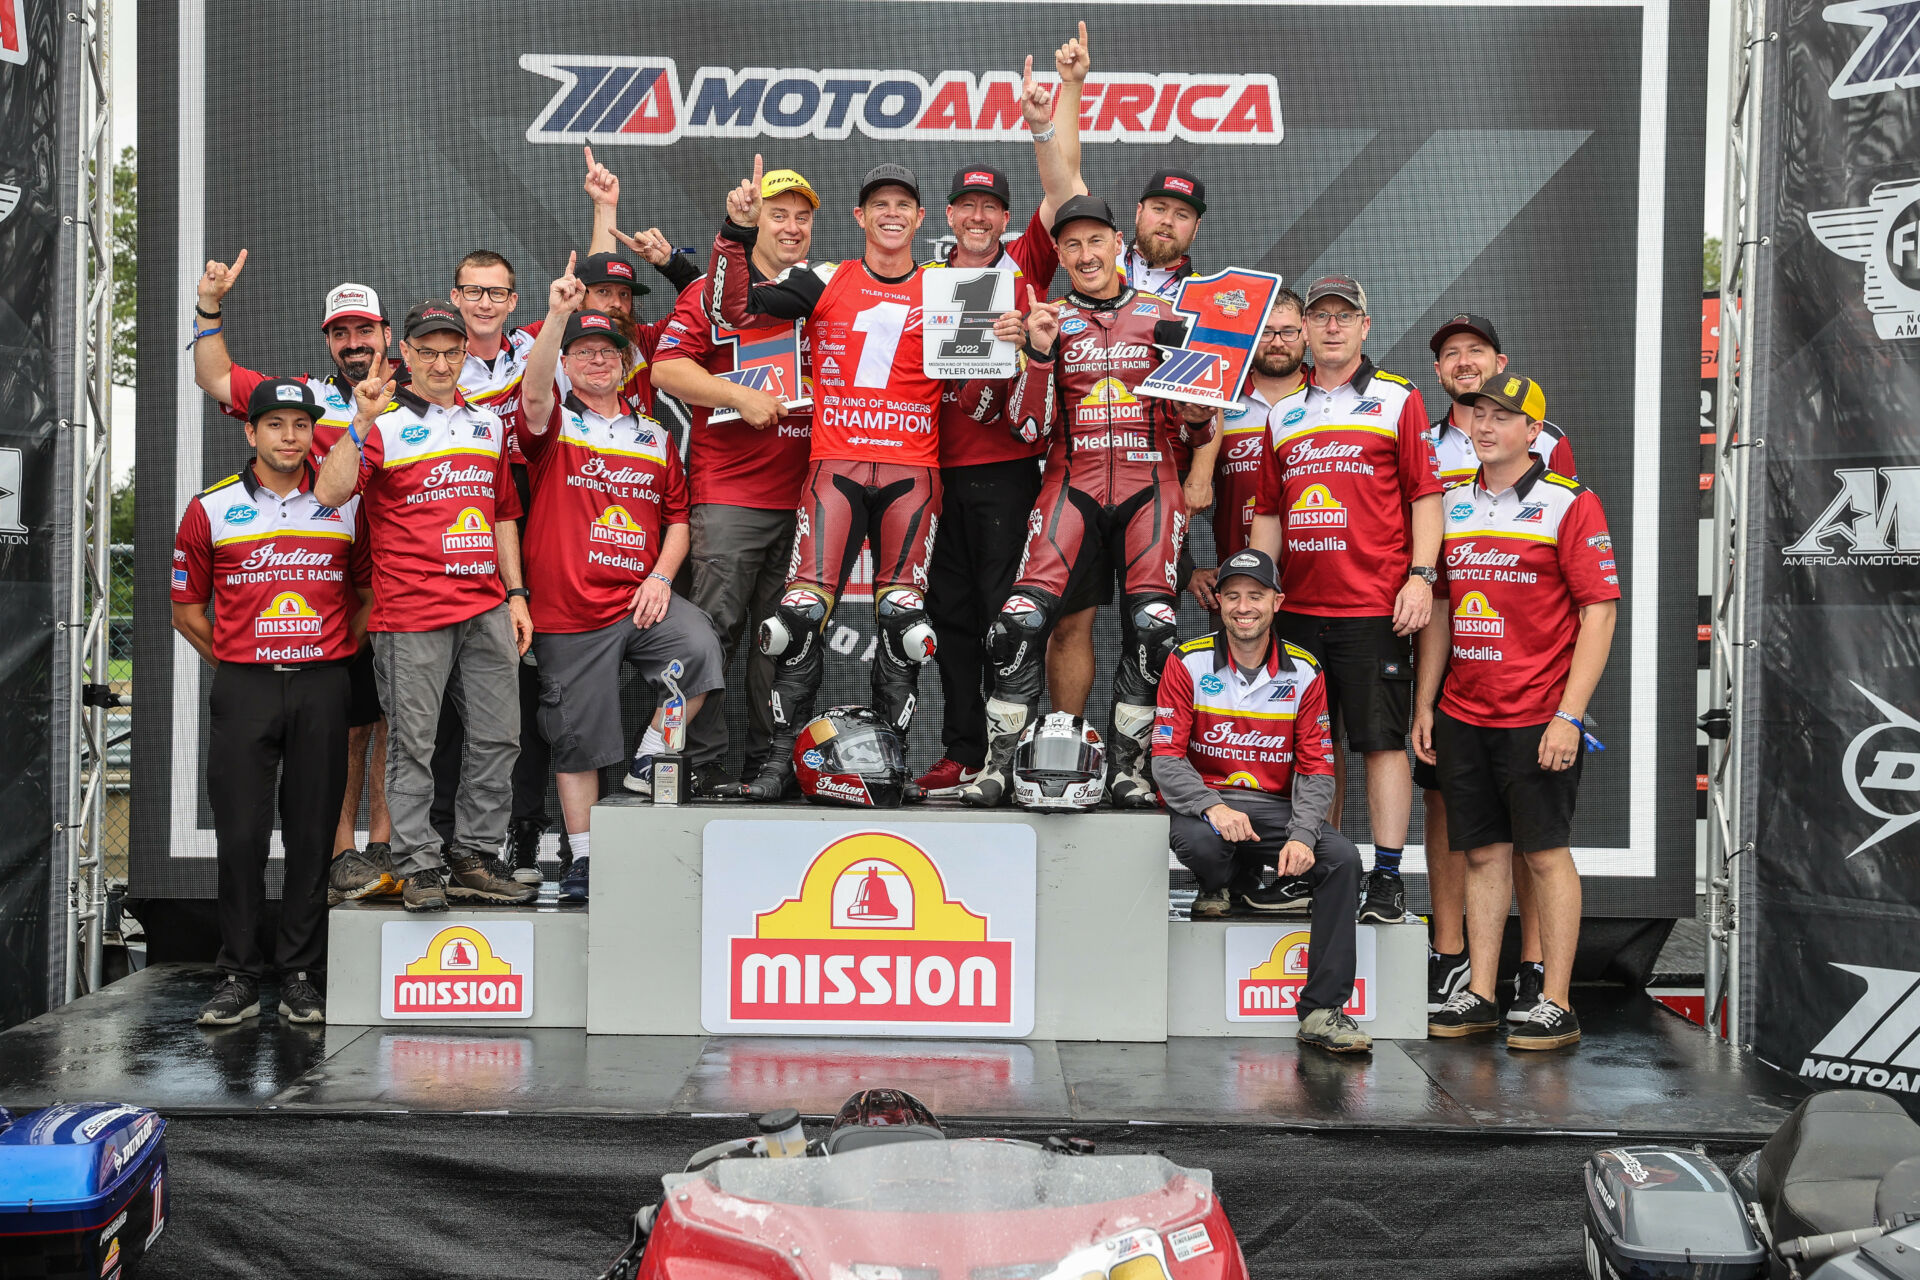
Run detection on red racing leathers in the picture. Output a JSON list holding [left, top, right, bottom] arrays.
[[962, 285, 1212, 806]]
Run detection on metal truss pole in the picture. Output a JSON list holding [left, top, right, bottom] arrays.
[[1703, 0, 1771, 1044], [59, 0, 113, 1002]]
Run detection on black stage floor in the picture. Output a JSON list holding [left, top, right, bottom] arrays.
[[0, 963, 1803, 1138]]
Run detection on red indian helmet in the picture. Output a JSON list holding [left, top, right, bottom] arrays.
[[792, 706, 910, 808]]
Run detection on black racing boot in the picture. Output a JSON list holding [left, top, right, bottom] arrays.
[[960, 698, 1032, 808], [507, 818, 545, 885]]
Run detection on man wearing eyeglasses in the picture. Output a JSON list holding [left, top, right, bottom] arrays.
[[314, 301, 538, 912], [1188, 289, 1308, 615], [1248, 274, 1444, 926]]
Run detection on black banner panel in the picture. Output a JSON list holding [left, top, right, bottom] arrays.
[[0, 0, 61, 1024], [136, 1, 1703, 914], [1745, 0, 1920, 1108]]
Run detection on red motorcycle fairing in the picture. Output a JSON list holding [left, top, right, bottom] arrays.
[[637, 1139, 1248, 1280]]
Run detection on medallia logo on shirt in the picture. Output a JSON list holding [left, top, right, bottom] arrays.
[[227, 505, 257, 525], [1198, 673, 1226, 696], [402, 424, 430, 445], [1281, 407, 1307, 427]]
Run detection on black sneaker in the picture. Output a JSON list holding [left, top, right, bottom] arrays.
[[1357, 868, 1406, 923], [689, 762, 739, 798], [278, 971, 325, 1024], [507, 818, 545, 886], [447, 852, 538, 904], [196, 975, 260, 1026], [1189, 888, 1230, 920], [1427, 989, 1501, 1037], [1507, 997, 1582, 1050], [1428, 949, 1472, 1013], [1238, 877, 1313, 914], [403, 868, 450, 913], [1507, 962, 1547, 1024]]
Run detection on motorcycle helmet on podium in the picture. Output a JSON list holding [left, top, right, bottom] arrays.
[[793, 706, 910, 808], [1012, 712, 1108, 811]]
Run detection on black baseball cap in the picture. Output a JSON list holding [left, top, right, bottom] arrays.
[[561, 309, 631, 351], [246, 377, 322, 424], [579, 252, 651, 297], [858, 163, 921, 205], [404, 301, 468, 341], [1050, 194, 1119, 238], [1303, 274, 1368, 312], [1140, 169, 1206, 215], [1458, 372, 1547, 421], [1429, 312, 1501, 355], [1216, 549, 1281, 593], [949, 165, 1012, 206]]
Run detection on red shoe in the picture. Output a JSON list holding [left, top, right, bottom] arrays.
[[914, 758, 981, 794]]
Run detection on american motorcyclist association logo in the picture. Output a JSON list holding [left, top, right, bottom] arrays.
[[1825, 1, 1920, 98], [1799, 963, 1920, 1094], [1785, 466, 1920, 565], [1843, 681, 1920, 856], [1808, 178, 1920, 340]]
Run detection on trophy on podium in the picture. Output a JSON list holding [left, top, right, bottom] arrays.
[[654, 659, 688, 806]]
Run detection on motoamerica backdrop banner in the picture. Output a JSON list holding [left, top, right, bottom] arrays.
[[136, 0, 1703, 914], [0, 0, 60, 1023], [1743, 0, 1920, 1108]]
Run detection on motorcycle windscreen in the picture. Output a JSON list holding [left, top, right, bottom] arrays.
[[658, 1141, 1222, 1280]]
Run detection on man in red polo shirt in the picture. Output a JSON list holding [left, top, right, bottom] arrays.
[[518, 265, 725, 902], [1415, 374, 1617, 1051], [173, 378, 370, 1027], [314, 302, 537, 912]]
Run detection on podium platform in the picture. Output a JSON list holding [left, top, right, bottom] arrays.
[[323, 799, 1429, 1040]]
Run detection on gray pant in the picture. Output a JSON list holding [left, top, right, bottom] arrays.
[[373, 603, 521, 877], [687, 503, 796, 771]]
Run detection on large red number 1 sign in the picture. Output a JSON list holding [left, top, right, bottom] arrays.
[[1139, 268, 1284, 409], [709, 319, 811, 424]]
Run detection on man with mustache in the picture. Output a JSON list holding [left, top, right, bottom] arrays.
[[190, 256, 397, 906]]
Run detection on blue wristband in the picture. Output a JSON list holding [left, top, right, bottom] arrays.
[[1555, 710, 1605, 752], [649, 572, 671, 583], [346, 419, 363, 447]]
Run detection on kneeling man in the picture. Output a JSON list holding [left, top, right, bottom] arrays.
[[1152, 549, 1370, 1054]]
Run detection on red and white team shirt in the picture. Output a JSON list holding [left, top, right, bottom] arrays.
[[1428, 412, 1577, 486], [355, 387, 523, 632], [927, 209, 1059, 469], [802, 263, 942, 467], [1152, 632, 1336, 796], [459, 328, 538, 465], [519, 390, 689, 634], [221, 365, 357, 464], [1252, 358, 1442, 617], [1436, 459, 1620, 728], [653, 276, 812, 511], [171, 462, 368, 664], [521, 317, 666, 421], [1211, 385, 1280, 562]]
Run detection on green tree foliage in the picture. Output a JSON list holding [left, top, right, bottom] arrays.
[[112, 147, 136, 387]]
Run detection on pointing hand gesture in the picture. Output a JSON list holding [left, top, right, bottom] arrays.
[[197, 249, 248, 309], [727, 154, 764, 228], [1055, 21, 1091, 85], [549, 251, 585, 316], [1019, 55, 1054, 130], [612, 226, 673, 266], [583, 146, 620, 210], [1024, 285, 1062, 353]]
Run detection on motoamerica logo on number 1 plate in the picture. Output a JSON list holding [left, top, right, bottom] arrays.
[[701, 821, 1036, 1037]]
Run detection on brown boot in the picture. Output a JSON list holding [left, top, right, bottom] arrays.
[[445, 851, 538, 904]]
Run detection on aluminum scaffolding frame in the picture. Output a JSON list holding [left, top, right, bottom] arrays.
[[1703, 0, 1770, 1044], [58, 0, 114, 1003]]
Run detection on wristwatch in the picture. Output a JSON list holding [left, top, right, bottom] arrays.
[[506, 587, 532, 601], [1407, 566, 1438, 585]]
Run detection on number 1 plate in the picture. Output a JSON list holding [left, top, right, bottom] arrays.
[[923, 268, 1018, 380]]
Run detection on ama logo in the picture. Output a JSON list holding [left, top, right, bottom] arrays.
[[1453, 591, 1506, 637], [1237, 930, 1368, 1019], [589, 503, 648, 551], [729, 832, 1014, 1026], [392, 926, 527, 1016], [254, 591, 323, 639], [1288, 484, 1347, 528], [442, 507, 495, 555], [523, 56, 1281, 146]]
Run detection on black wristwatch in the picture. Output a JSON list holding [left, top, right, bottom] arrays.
[[1408, 566, 1438, 585], [506, 587, 532, 601]]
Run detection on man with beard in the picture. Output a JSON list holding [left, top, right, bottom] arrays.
[[651, 166, 819, 794], [916, 40, 1089, 794], [703, 158, 947, 799], [1189, 290, 1308, 614], [190, 256, 397, 905], [959, 196, 1214, 809], [1419, 313, 1578, 1019], [173, 378, 370, 1026]]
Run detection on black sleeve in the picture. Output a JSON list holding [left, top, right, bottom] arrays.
[[655, 252, 701, 294], [711, 221, 826, 322]]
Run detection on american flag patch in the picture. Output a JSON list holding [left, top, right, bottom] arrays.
[[171, 569, 188, 589], [1154, 724, 1175, 743]]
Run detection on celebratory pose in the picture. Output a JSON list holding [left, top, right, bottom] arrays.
[[961, 196, 1214, 808], [704, 157, 945, 799]]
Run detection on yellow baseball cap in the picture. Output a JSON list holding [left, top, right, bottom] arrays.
[[761, 168, 820, 209], [1460, 372, 1547, 422]]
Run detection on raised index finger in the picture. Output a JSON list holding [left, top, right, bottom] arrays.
[[752, 153, 764, 187], [228, 247, 249, 278], [1078, 20, 1089, 48], [584, 144, 597, 172], [567, 249, 578, 277]]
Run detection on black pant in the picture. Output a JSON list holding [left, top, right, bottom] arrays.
[[1168, 789, 1362, 1018], [207, 661, 350, 979], [927, 456, 1043, 767]]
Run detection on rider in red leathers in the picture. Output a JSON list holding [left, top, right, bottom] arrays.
[[959, 195, 1212, 808]]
